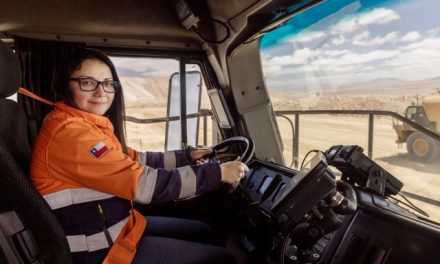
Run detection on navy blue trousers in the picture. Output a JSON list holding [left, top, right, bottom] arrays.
[[132, 216, 236, 264]]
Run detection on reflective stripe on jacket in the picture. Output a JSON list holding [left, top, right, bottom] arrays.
[[30, 102, 222, 263]]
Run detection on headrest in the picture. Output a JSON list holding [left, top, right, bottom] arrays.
[[0, 40, 22, 98]]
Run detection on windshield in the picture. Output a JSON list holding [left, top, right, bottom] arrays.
[[261, 0, 440, 222]]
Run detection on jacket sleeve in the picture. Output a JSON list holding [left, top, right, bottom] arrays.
[[47, 121, 221, 203], [134, 149, 194, 169]]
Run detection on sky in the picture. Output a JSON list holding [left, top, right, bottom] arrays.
[[110, 0, 440, 94], [260, 0, 440, 91]]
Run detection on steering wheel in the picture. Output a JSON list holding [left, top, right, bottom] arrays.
[[208, 136, 255, 194], [175, 136, 254, 202], [208, 136, 255, 164]]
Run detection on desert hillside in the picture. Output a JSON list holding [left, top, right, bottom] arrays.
[[270, 77, 440, 113], [121, 75, 440, 114], [120, 76, 169, 107], [121, 75, 211, 113]]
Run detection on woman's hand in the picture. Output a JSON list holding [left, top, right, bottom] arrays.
[[190, 148, 213, 164], [220, 158, 249, 184]]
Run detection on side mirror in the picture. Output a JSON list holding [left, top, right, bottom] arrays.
[[165, 71, 202, 150]]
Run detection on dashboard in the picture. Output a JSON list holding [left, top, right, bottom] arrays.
[[236, 154, 342, 263], [233, 146, 439, 263]]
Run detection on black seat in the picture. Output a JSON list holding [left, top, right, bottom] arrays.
[[0, 39, 72, 263]]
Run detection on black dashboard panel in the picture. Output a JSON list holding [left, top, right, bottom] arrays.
[[242, 156, 336, 223], [238, 157, 440, 264], [320, 190, 440, 264], [242, 159, 297, 213]]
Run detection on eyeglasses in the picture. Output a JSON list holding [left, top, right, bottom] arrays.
[[69, 77, 120, 93]]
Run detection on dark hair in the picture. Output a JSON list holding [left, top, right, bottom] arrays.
[[52, 48, 128, 153]]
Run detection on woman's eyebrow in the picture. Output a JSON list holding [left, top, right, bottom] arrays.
[[74, 76, 114, 81], [74, 75, 94, 79]]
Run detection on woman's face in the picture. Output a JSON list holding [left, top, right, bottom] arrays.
[[69, 59, 115, 116]]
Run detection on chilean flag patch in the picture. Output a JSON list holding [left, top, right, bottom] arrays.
[[90, 141, 109, 159]]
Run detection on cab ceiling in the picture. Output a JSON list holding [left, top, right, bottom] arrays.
[[0, 0, 259, 49]]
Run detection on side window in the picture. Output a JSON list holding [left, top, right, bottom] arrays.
[[111, 57, 213, 152], [405, 107, 417, 120]]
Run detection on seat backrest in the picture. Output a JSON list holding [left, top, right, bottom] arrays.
[[0, 39, 72, 264], [0, 40, 31, 173]]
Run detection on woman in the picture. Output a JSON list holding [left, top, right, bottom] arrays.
[[30, 48, 248, 263]]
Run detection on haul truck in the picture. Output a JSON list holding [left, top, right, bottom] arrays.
[[394, 95, 440, 163]]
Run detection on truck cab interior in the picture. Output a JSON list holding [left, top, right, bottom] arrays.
[[1, 0, 439, 263]]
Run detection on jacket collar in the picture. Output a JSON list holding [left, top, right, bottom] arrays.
[[55, 101, 113, 129]]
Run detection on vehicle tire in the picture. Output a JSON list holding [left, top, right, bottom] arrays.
[[407, 132, 439, 163]]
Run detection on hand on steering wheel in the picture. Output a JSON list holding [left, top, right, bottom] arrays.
[[190, 148, 214, 164], [190, 136, 254, 184], [220, 157, 249, 184], [179, 136, 255, 201], [210, 136, 254, 186], [189, 136, 255, 163]]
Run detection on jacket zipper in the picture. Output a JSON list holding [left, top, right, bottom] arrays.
[[97, 203, 114, 247]]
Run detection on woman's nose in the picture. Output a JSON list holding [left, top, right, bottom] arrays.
[[94, 83, 106, 95]]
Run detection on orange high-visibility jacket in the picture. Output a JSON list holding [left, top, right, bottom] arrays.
[[30, 102, 222, 263]]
